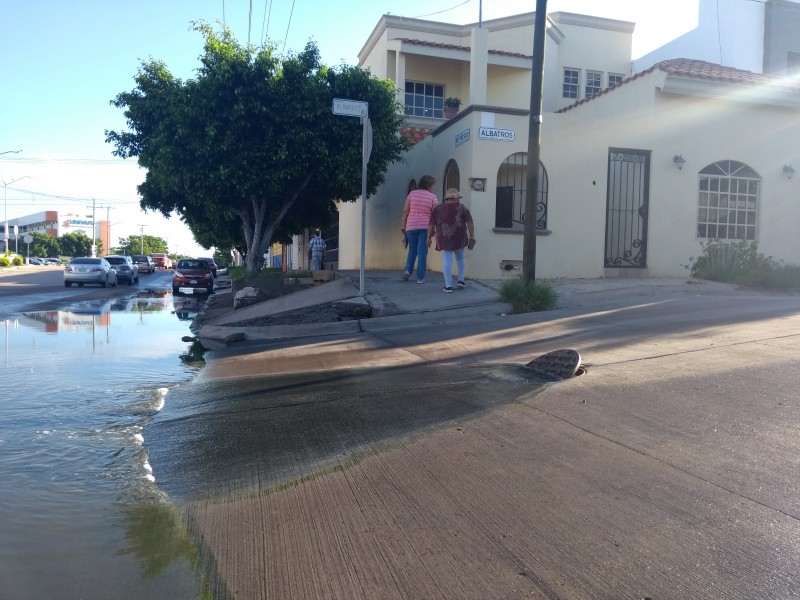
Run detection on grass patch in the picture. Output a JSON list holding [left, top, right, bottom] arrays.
[[228, 266, 311, 280], [685, 240, 800, 291], [499, 278, 557, 313]]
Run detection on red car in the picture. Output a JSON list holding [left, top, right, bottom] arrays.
[[172, 258, 214, 295], [150, 253, 172, 269]]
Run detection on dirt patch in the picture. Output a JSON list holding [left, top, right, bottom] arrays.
[[194, 276, 371, 328]]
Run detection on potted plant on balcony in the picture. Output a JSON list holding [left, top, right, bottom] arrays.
[[443, 96, 461, 119]]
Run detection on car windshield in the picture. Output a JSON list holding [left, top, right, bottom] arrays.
[[178, 260, 208, 269], [133, 255, 147, 261], [70, 258, 102, 265], [105, 257, 126, 265]]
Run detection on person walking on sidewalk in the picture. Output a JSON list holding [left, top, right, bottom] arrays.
[[307, 229, 326, 270], [428, 188, 475, 293], [401, 175, 438, 284]]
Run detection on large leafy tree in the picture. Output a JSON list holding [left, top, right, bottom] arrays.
[[117, 234, 169, 256], [27, 232, 60, 258], [106, 24, 409, 272], [59, 232, 97, 257]]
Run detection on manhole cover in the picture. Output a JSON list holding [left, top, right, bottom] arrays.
[[524, 349, 582, 380]]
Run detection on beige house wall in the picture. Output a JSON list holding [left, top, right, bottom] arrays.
[[340, 12, 800, 281]]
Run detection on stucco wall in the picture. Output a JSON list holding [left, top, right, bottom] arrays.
[[341, 71, 800, 280], [634, 0, 764, 73], [764, 0, 800, 75]]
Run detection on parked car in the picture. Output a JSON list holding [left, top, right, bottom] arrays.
[[64, 257, 118, 288], [150, 253, 172, 269], [172, 258, 214, 295], [132, 254, 155, 274], [198, 257, 218, 277], [104, 255, 139, 285], [28, 257, 44, 266]]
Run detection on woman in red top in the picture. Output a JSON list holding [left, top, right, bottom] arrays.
[[401, 175, 438, 283], [428, 188, 475, 293]]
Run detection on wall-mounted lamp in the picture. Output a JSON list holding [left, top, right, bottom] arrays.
[[673, 155, 686, 170], [783, 164, 795, 179]]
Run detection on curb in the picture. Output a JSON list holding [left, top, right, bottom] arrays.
[[197, 301, 513, 345]]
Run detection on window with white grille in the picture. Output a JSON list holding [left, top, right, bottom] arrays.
[[586, 71, 602, 96], [404, 81, 445, 119], [562, 68, 579, 99], [697, 160, 759, 240]]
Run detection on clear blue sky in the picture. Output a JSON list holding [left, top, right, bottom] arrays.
[[0, 0, 697, 255]]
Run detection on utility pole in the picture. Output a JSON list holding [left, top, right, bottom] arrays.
[[522, 0, 548, 282], [87, 202, 116, 256], [137, 224, 146, 254]]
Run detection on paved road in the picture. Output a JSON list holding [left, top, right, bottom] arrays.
[[0, 266, 171, 319], [151, 280, 800, 599]]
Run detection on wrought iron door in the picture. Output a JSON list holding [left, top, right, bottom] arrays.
[[604, 148, 650, 268]]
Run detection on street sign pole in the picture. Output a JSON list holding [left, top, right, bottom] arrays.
[[332, 98, 371, 296]]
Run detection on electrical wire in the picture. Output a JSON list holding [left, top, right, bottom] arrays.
[[261, 0, 272, 46], [282, 0, 297, 54], [411, 0, 472, 20], [716, 0, 723, 64], [248, 0, 253, 45]]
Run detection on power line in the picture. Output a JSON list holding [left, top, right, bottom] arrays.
[[411, 0, 472, 20], [261, 0, 272, 46], [282, 0, 297, 54], [248, 0, 253, 45]]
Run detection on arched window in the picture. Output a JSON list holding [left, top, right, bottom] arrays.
[[697, 160, 759, 240], [495, 152, 548, 230], [443, 159, 460, 197]]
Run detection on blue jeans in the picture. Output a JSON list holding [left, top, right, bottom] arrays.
[[311, 251, 323, 270], [403, 229, 429, 280], [441, 247, 465, 288]]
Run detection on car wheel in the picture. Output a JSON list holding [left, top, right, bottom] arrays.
[[172, 286, 180, 295], [112, 277, 118, 287], [101, 278, 108, 288], [207, 285, 214, 294], [65, 281, 72, 288], [78, 283, 84, 287]]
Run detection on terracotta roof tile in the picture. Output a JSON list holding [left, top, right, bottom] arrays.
[[657, 58, 800, 90], [557, 58, 800, 113], [394, 38, 531, 60], [400, 126, 432, 144]]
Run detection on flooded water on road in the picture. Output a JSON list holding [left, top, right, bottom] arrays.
[[0, 291, 211, 600]]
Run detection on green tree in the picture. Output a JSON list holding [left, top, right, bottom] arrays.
[[118, 234, 168, 255], [28, 232, 60, 258], [59, 232, 97, 257], [106, 24, 408, 272]]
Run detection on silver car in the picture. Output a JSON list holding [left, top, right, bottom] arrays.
[[132, 254, 155, 274], [103, 255, 139, 285], [64, 257, 118, 288]]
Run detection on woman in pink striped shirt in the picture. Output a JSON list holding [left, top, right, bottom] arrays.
[[401, 175, 438, 283]]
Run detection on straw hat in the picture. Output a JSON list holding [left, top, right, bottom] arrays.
[[444, 188, 463, 200]]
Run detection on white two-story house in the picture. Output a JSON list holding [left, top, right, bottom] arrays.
[[336, 2, 800, 280]]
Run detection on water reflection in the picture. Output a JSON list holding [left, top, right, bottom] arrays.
[[172, 295, 204, 322], [1, 290, 208, 599]]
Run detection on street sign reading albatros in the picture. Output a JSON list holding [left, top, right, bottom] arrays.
[[332, 98, 368, 117], [478, 127, 515, 141]]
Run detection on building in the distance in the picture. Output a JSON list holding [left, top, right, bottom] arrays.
[[3, 211, 109, 254]]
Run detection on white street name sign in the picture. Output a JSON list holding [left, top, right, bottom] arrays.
[[478, 127, 515, 141], [332, 98, 368, 117]]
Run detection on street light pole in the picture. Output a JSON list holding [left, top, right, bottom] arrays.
[[1, 174, 31, 254], [0, 150, 23, 255]]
